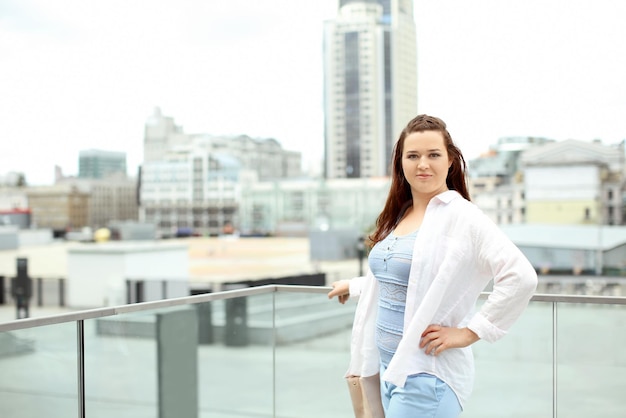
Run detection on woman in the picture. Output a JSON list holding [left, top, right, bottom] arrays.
[[328, 114, 537, 417]]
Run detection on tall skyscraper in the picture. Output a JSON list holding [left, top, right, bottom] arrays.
[[324, 0, 417, 178]]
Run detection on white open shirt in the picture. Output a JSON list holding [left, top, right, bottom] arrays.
[[344, 190, 538, 408]]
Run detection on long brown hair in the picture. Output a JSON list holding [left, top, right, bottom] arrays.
[[368, 114, 470, 246]]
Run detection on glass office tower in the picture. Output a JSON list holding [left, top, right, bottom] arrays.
[[324, 0, 417, 178]]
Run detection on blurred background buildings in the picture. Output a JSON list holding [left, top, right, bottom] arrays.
[[0, 0, 625, 274]]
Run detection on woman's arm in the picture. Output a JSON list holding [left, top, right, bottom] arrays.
[[419, 325, 480, 356], [468, 213, 538, 342], [328, 275, 368, 304]]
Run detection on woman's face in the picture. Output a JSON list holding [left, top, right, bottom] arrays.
[[401, 130, 451, 199]]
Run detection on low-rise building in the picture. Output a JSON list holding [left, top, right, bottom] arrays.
[[140, 151, 241, 237], [469, 137, 626, 226], [140, 108, 304, 236], [0, 186, 29, 213], [521, 139, 625, 225], [82, 175, 139, 229], [0, 209, 31, 229], [26, 184, 90, 233], [238, 177, 390, 236], [501, 224, 626, 275], [469, 136, 552, 224]]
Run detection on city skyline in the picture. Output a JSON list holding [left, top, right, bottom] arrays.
[[2, 0, 625, 185]]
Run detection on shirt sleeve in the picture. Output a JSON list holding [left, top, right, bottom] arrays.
[[467, 212, 538, 343], [348, 275, 368, 300]]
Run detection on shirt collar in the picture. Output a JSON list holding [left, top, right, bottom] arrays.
[[431, 190, 462, 205]]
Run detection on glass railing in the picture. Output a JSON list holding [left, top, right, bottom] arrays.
[[0, 287, 625, 418], [468, 295, 626, 418], [0, 321, 78, 417]]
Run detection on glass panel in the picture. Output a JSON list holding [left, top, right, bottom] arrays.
[[557, 302, 626, 418], [466, 300, 553, 417], [198, 294, 274, 417], [0, 322, 78, 418], [274, 291, 354, 417], [84, 309, 160, 418]]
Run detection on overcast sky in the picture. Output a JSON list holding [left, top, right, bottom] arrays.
[[1, 0, 625, 185]]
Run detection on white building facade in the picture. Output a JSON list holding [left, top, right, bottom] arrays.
[[139, 150, 243, 237], [143, 107, 190, 163], [143, 108, 301, 180], [140, 109, 303, 236], [0, 186, 28, 212]]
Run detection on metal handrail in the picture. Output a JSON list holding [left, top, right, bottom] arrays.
[[1, 286, 625, 332]]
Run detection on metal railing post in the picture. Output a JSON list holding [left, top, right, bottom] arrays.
[[37, 278, 43, 307], [126, 279, 132, 304], [135, 281, 144, 303], [0, 275, 5, 305], [553, 301, 558, 418], [77, 320, 86, 418], [59, 278, 65, 307]]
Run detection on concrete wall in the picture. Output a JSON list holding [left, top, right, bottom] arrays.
[[519, 245, 596, 273], [518, 244, 626, 275], [18, 229, 53, 247], [0, 212, 30, 229], [0, 227, 18, 250], [309, 228, 361, 261], [67, 242, 189, 308]]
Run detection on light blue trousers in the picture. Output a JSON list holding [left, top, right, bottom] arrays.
[[380, 366, 462, 418]]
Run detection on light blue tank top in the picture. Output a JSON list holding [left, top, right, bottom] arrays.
[[368, 229, 417, 366]]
